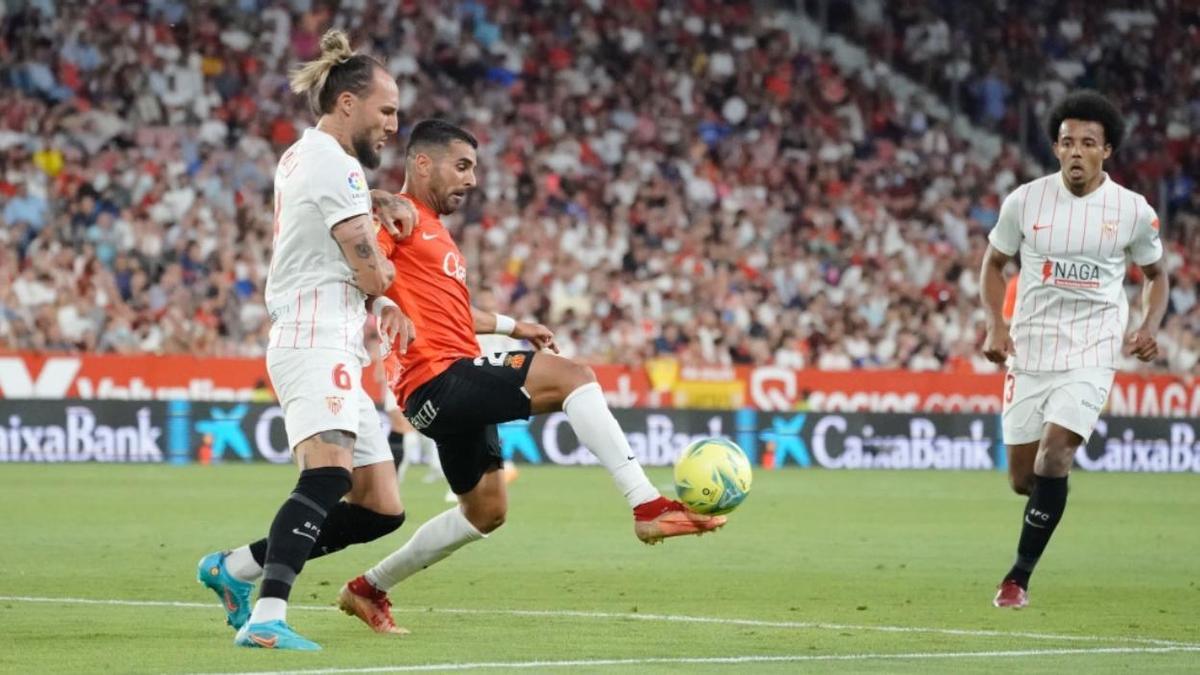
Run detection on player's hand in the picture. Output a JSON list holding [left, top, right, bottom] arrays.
[[513, 321, 559, 353], [1123, 330, 1158, 362], [379, 305, 416, 355], [371, 190, 418, 241], [982, 324, 1016, 364]]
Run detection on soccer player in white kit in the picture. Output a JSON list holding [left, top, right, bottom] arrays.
[[980, 91, 1169, 609], [196, 30, 418, 650]]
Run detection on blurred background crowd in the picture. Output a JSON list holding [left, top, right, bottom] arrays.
[[1, 0, 1196, 374]]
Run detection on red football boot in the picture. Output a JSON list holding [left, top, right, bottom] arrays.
[[633, 497, 726, 545], [993, 579, 1029, 609]]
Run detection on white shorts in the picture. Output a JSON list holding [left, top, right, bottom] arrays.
[[266, 348, 391, 467], [1001, 367, 1114, 446]]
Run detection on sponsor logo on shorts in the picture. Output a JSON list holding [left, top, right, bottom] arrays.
[[408, 400, 438, 430], [505, 353, 526, 370], [326, 396, 344, 415]]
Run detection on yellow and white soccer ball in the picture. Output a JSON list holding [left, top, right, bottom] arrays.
[[673, 438, 753, 515]]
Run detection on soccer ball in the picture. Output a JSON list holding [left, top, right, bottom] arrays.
[[673, 438, 753, 515]]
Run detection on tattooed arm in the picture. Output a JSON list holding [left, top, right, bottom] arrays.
[[331, 214, 395, 296]]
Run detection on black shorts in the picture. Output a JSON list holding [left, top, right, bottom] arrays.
[[404, 351, 535, 494]]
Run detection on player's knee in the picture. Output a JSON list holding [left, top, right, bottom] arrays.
[[464, 499, 507, 534], [563, 360, 596, 391], [353, 507, 406, 543], [1008, 471, 1033, 496]]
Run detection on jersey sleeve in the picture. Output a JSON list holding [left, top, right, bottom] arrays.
[[987, 187, 1024, 256], [1127, 197, 1163, 266], [309, 152, 372, 230]]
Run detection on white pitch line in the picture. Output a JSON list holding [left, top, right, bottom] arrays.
[[193, 646, 1200, 675], [2, 594, 1197, 649]]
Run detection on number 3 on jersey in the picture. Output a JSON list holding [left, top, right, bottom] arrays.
[[332, 363, 352, 390]]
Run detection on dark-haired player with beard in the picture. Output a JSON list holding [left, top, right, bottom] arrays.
[[980, 90, 1168, 608], [196, 30, 419, 650], [334, 119, 727, 632]]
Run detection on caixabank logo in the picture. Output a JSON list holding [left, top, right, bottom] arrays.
[[731, 411, 998, 470], [0, 402, 165, 462], [1076, 419, 1200, 472]]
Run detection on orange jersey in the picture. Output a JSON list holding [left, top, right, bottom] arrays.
[[377, 194, 479, 405]]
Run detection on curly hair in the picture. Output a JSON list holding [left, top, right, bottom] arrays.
[[1045, 90, 1126, 151]]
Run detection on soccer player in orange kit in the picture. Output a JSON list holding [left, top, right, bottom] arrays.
[[335, 119, 726, 631]]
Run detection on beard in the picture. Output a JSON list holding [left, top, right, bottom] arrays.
[[352, 131, 381, 170]]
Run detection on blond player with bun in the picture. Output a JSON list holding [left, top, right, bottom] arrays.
[[196, 29, 419, 651]]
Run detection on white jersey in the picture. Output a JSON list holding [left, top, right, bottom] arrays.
[[989, 171, 1163, 373], [265, 128, 373, 363]]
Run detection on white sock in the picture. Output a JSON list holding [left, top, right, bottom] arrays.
[[364, 506, 484, 591], [225, 545, 263, 582], [563, 382, 660, 508], [247, 597, 287, 625]]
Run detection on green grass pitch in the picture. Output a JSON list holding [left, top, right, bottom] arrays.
[[1, 464, 1197, 673]]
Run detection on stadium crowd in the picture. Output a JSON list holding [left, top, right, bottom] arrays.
[[0, 0, 1196, 375]]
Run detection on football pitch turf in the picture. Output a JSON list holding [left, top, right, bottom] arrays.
[[1, 464, 1197, 673]]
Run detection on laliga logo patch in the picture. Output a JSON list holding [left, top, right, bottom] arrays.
[[347, 170, 366, 192]]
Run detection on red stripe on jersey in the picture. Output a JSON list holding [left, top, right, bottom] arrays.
[[1020, 183, 1034, 229], [1049, 292, 1066, 369], [1031, 180, 1049, 238], [1023, 293, 1039, 371], [1042, 186, 1060, 249], [1110, 189, 1123, 256], [292, 290, 302, 348], [1097, 185, 1108, 255], [1035, 293, 1050, 371], [1063, 198, 1074, 255], [343, 283, 349, 350], [309, 288, 319, 348], [1066, 298, 1080, 369]]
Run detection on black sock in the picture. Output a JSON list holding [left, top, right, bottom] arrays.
[[1005, 474, 1069, 589], [388, 432, 405, 469], [259, 467, 352, 601], [249, 503, 406, 565]]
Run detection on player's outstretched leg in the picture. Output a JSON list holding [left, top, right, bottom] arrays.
[[994, 427, 1077, 609], [526, 353, 726, 543], [341, 463, 498, 633], [197, 551, 255, 629]]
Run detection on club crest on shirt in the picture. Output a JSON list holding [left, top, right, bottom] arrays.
[[326, 396, 344, 415], [1101, 220, 1118, 238]]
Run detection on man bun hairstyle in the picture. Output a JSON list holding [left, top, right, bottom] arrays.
[[1045, 90, 1126, 152], [405, 119, 478, 158], [289, 29, 384, 117]]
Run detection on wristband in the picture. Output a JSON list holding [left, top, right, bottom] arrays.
[[371, 296, 398, 317], [494, 314, 516, 336]]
